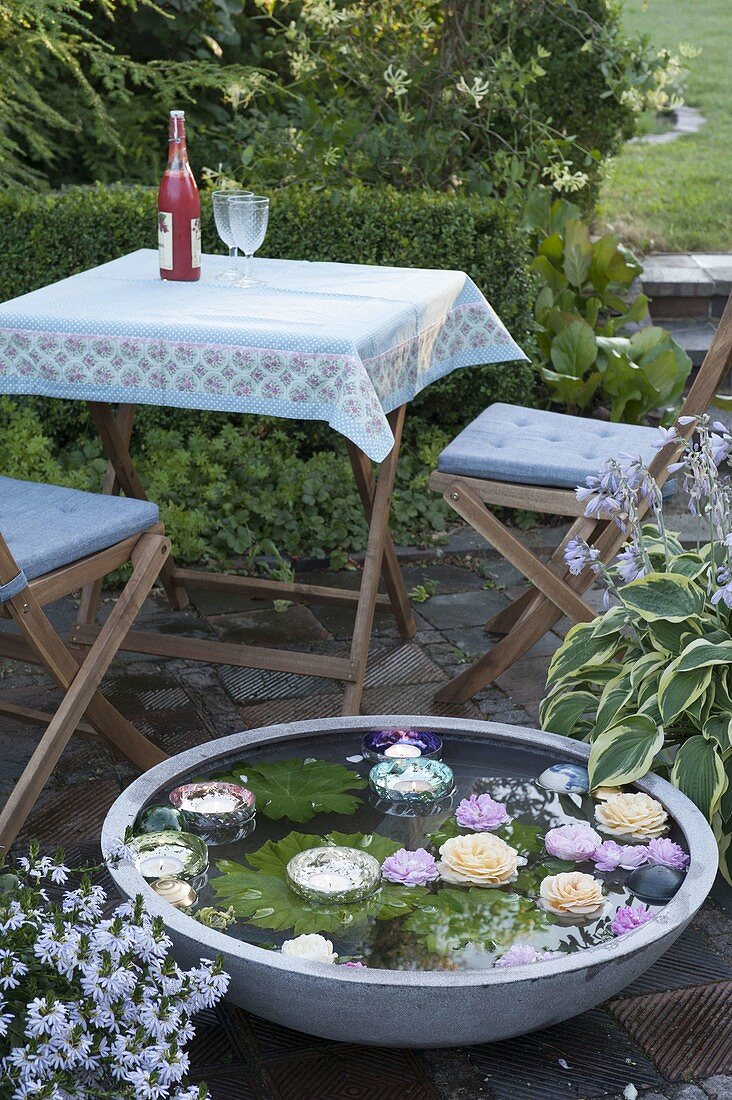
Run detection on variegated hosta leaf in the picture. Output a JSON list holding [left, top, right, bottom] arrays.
[[665, 552, 708, 580], [657, 659, 713, 726], [645, 615, 698, 655], [588, 714, 664, 789], [671, 736, 726, 821], [676, 637, 732, 672], [546, 622, 621, 689], [591, 605, 628, 638], [540, 690, 597, 737], [594, 670, 633, 737], [703, 715, 732, 754], [619, 572, 705, 624], [629, 651, 666, 690]]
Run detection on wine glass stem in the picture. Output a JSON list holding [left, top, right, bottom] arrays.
[[229, 246, 238, 259], [244, 253, 252, 282]]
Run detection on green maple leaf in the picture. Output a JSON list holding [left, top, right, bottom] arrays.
[[212, 758, 367, 822]]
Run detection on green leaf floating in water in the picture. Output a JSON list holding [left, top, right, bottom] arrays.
[[405, 887, 551, 954], [214, 830, 427, 936], [211, 758, 367, 822], [426, 816, 543, 858]]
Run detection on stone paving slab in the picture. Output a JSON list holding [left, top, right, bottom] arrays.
[[3, 556, 732, 1100]]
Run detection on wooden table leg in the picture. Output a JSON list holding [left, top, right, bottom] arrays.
[[346, 418, 416, 641], [77, 404, 136, 629], [87, 402, 190, 610], [342, 406, 408, 715]]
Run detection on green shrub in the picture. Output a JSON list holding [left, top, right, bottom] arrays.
[[0, 184, 535, 562]]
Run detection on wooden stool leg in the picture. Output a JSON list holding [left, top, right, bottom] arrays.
[[485, 588, 537, 635], [342, 407, 407, 714], [0, 533, 170, 850], [77, 404, 136, 629]]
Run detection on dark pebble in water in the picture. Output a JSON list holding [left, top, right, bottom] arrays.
[[627, 864, 685, 902]]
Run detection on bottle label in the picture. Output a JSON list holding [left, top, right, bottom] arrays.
[[191, 217, 201, 269], [158, 211, 173, 270]]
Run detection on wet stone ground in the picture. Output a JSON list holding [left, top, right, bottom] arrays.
[[2, 530, 732, 1100]]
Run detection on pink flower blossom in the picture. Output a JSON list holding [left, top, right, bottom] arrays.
[[592, 841, 648, 872], [611, 905, 654, 936], [646, 838, 690, 871], [544, 824, 601, 862], [455, 794, 510, 832], [494, 944, 559, 968], [381, 848, 439, 887]]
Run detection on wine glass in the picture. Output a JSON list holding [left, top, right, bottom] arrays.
[[212, 189, 253, 283], [229, 196, 269, 288]]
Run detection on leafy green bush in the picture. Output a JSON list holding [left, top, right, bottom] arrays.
[[0, 184, 535, 561], [525, 193, 691, 423], [539, 422, 732, 880]]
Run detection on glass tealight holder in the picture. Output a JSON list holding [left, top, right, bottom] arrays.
[[361, 728, 443, 762], [151, 876, 198, 910], [131, 830, 208, 882], [369, 758, 454, 805], [169, 781, 256, 846], [286, 846, 381, 905], [134, 804, 186, 835]]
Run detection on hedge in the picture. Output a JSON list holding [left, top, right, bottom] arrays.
[[0, 185, 537, 561]]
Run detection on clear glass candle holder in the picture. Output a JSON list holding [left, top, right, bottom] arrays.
[[286, 846, 381, 904], [361, 729, 443, 762], [169, 781, 256, 846], [369, 759, 455, 805], [130, 830, 208, 881]]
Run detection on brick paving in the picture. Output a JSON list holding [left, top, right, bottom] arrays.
[[2, 538, 731, 1100]]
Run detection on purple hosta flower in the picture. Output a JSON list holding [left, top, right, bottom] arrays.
[[646, 838, 690, 871], [544, 824, 601, 862], [610, 904, 654, 936], [494, 944, 559, 968], [381, 847, 439, 886], [455, 793, 511, 832], [711, 579, 732, 608], [615, 542, 646, 583], [653, 425, 681, 450], [564, 537, 601, 576], [592, 841, 648, 873], [711, 433, 731, 467]]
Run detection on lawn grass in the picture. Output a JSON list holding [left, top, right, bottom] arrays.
[[597, 0, 732, 252]]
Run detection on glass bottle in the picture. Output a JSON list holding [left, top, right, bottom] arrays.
[[157, 110, 201, 281]]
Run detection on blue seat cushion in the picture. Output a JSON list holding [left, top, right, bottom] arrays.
[[437, 403, 676, 496], [0, 476, 159, 581]]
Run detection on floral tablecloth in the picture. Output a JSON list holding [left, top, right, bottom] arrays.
[[0, 249, 527, 461]]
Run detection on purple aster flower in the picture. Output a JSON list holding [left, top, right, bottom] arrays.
[[341, 961, 366, 968], [592, 841, 648, 872], [381, 847, 439, 886], [544, 823, 601, 862], [646, 838, 690, 871], [455, 794, 510, 832], [494, 944, 559, 968], [611, 904, 654, 936]]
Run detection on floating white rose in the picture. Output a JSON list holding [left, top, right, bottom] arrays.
[[437, 833, 525, 887], [281, 934, 337, 964], [594, 792, 668, 840], [539, 871, 605, 920]]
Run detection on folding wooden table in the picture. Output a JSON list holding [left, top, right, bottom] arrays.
[[0, 249, 526, 714]]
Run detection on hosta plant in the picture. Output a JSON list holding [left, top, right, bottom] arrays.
[[525, 192, 691, 423], [540, 414, 732, 879]]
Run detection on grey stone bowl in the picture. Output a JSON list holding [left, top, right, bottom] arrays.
[[102, 716, 718, 1048]]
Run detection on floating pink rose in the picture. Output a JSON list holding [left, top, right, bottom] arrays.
[[544, 824, 601, 862], [494, 944, 559, 968], [341, 961, 366, 969], [455, 794, 510, 832], [381, 847, 439, 887], [646, 838, 690, 871], [592, 841, 648, 873], [610, 904, 654, 936]]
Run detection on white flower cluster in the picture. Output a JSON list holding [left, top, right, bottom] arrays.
[[0, 850, 229, 1100]]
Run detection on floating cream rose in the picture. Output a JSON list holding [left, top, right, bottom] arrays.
[[539, 871, 605, 920], [281, 933, 337, 963], [437, 833, 525, 887], [594, 792, 668, 841]]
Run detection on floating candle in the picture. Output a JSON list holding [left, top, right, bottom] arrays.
[[362, 729, 443, 762], [392, 778, 433, 794], [286, 846, 381, 904], [383, 743, 423, 759], [139, 854, 184, 878], [369, 759, 455, 804], [130, 830, 208, 882], [169, 781, 256, 845]]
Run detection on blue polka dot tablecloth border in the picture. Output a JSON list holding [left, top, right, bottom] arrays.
[[0, 249, 528, 462]]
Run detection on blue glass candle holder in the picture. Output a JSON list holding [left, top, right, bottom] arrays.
[[369, 758, 454, 804], [362, 729, 443, 762]]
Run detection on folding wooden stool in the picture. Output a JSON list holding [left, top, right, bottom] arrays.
[[0, 475, 171, 849], [429, 296, 732, 704]]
